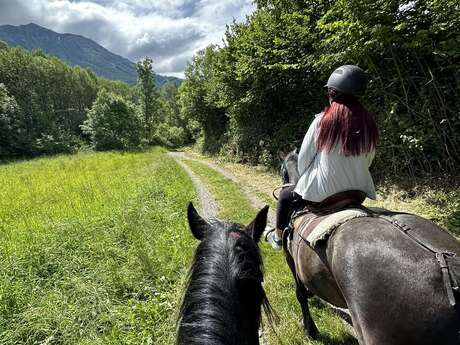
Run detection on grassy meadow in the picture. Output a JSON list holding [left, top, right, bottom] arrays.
[[0, 148, 197, 345]]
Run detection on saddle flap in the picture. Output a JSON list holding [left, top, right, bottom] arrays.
[[446, 256, 460, 290]]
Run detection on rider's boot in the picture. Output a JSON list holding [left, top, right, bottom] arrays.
[[264, 227, 282, 250]]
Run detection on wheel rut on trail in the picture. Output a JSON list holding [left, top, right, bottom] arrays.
[[168, 152, 218, 218]]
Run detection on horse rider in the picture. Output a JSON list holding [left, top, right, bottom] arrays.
[[266, 65, 379, 250]]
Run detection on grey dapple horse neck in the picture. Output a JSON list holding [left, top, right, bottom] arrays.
[[281, 150, 460, 345]]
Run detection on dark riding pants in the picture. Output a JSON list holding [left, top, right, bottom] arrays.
[[276, 185, 299, 231]]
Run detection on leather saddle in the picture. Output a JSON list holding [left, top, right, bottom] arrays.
[[302, 190, 366, 215], [287, 190, 367, 245]]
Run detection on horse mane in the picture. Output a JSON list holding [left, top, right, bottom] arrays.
[[177, 220, 272, 345], [283, 150, 300, 184]]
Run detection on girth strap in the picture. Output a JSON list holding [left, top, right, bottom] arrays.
[[436, 253, 457, 307]]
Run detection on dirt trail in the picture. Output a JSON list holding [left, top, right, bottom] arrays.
[[168, 152, 218, 218], [168, 151, 276, 227]]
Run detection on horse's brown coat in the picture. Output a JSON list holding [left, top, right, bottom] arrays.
[[280, 149, 460, 345]]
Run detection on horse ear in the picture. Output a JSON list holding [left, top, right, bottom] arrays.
[[187, 202, 211, 240], [277, 150, 286, 161], [246, 205, 269, 243]]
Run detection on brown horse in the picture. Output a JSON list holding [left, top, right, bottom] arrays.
[[280, 150, 460, 345]]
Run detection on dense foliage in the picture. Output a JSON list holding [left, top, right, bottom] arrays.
[[0, 42, 190, 159], [0, 44, 135, 157], [0, 83, 20, 157], [180, 0, 460, 177], [81, 89, 142, 150], [156, 83, 199, 147]]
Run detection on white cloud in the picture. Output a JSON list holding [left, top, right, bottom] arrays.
[[0, 0, 256, 77]]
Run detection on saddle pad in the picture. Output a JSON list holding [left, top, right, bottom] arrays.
[[299, 208, 368, 247]]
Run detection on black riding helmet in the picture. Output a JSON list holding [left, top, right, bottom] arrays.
[[325, 65, 368, 97]]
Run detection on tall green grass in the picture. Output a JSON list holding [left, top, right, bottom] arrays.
[[0, 149, 196, 345], [183, 159, 356, 345]]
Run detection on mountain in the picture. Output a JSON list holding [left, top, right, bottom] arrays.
[[0, 23, 181, 86]]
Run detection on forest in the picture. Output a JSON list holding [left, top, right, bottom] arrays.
[[1, 0, 459, 179], [0, 43, 195, 158], [179, 0, 459, 178]]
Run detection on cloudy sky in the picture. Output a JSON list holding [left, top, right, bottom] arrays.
[[0, 0, 256, 77]]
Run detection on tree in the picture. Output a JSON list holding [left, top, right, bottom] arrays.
[[136, 57, 159, 142], [155, 83, 199, 147], [178, 46, 229, 154], [81, 89, 142, 151], [0, 83, 22, 157], [0, 43, 135, 157]]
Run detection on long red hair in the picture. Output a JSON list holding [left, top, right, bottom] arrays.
[[317, 96, 378, 156]]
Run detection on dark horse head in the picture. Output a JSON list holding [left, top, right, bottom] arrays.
[[177, 203, 271, 345], [280, 148, 300, 185]]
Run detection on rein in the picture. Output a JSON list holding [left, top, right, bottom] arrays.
[[272, 183, 295, 200]]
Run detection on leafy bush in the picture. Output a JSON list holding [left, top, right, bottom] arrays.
[[0, 83, 23, 157], [82, 89, 142, 151], [153, 123, 188, 147], [34, 130, 81, 155]]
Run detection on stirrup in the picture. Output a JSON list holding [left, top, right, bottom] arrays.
[[264, 227, 282, 250]]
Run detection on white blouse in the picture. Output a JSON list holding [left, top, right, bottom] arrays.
[[294, 113, 376, 202]]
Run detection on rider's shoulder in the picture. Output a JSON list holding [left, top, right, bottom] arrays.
[[313, 112, 324, 122], [311, 113, 323, 127]]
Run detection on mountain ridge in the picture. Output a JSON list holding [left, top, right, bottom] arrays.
[[0, 23, 180, 86]]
